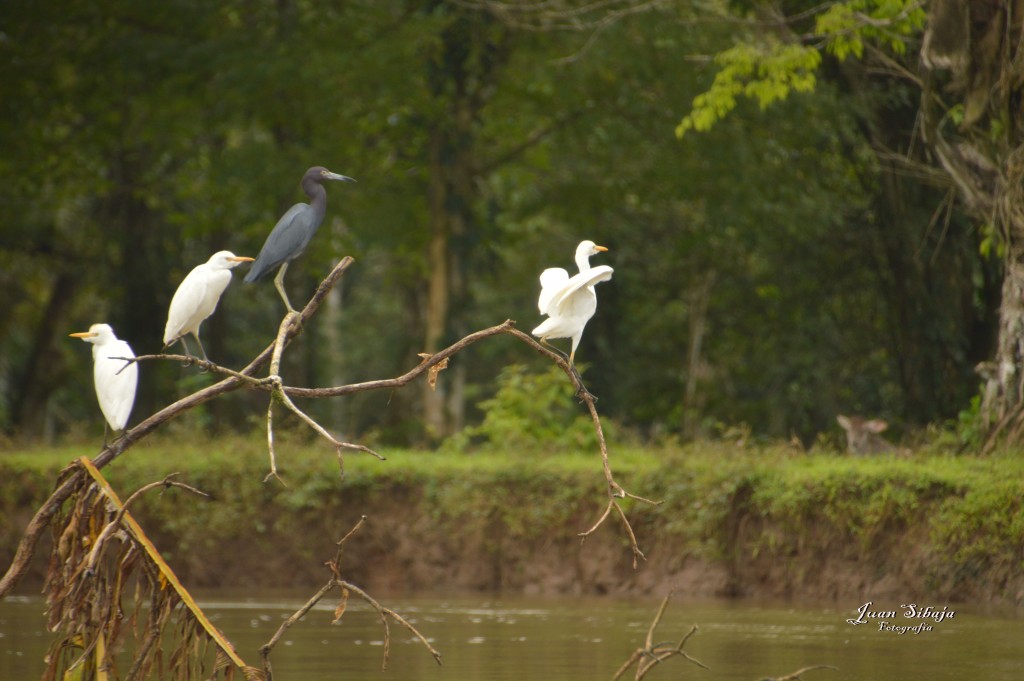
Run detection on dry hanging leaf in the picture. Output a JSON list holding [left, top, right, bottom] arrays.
[[333, 587, 350, 624], [417, 353, 449, 390]]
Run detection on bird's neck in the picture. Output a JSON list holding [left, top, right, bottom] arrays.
[[303, 179, 328, 219], [575, 253, 592, 273]]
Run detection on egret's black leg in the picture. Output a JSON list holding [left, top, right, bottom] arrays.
[[539, 337, 570, 362], [566, 350, 598, 400], [571, 369, 596, 402], [540, 340, 595, 400]]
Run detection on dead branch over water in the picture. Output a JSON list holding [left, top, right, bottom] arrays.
[[44, 458, 262, 680], [259, 517, 442, 680], [1, 258, 357, 598], [2, 255, 658, 678], [612, 588, 707, 681]]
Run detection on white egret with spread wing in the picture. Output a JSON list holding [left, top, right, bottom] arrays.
[[164, 250, 254, 360], [532, 240, 614, 366]]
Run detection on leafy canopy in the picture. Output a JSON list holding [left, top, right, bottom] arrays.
[[676, 0, 926, 138]]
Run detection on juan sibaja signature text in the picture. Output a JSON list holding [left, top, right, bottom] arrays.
[[846, 601, 955, 634]]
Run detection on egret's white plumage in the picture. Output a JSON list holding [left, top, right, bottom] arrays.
[[163, 251, 253, 359], [69, 323, 138, 433], [532, 240, 613, 365]]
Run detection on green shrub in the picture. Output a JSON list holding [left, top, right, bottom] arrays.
[[445, 364, 601, 452]]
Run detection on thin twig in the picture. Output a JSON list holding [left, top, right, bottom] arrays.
[[613, 590, 707, 681], [264, 393, 284, 485], [284, 320, 659, 562], [504, 325, 664, 563], [260, 305, 383, 479], [275, 389, 384, 462], [123, 354, 278, 386], [84, 474, 210, 574], [259, 519, 441, 679], [341, 582, 443, 669], [259, 582, 335, 681], [283, 320, 522, 398], [765, 666, 839, 681]]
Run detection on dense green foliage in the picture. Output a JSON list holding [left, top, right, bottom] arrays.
[[2, 438, 1021, 600], [0, 1, 999, 446], [443, 364, 600, 451]]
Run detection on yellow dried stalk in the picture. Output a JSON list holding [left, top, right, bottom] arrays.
[[42, 457, 264, 681]]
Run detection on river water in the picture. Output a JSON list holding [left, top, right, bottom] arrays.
[[1, 592, 1020, 680]]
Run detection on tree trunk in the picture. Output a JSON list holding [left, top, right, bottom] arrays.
[[681, 271, 715, 439], [420, 7, 510, 439], [423, 134, 451, 436], [10, 270, 77, 438], [984, 257, 1024, 425], [919, 0, 1024, 445]]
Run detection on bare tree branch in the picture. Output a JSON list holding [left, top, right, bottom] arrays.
[[612, 589, 708, 680], [762, 666, 839, 681], [259, 517, 441, 680], [85, 473, 210, 574], [3, 252, 656, 599], [0, 257, 354, 597]]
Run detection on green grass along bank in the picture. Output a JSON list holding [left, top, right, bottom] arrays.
[[2, 438, 1021, 605]]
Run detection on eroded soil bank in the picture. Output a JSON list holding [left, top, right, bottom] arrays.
[[2, 444, 1021, 605]]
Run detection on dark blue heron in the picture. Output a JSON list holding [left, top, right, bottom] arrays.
[[245, 166, 355, 312]]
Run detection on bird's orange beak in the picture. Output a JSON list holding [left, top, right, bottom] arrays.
[[595, 245, 608, 252], [69, 331, 97, 339], [230, 256, 255, 263]]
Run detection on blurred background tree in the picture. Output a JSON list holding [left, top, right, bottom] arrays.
[[0, 0, 1001, 446]]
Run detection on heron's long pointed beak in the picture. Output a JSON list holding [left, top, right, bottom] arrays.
[[69, 332, 97, 339], [229, 256, 255, 263], [595, 245, 608, 252], [323, 171, 356, 182]]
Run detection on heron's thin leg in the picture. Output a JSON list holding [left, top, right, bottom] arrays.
[[192, 333, 209, 361], [274, 262, 296, 313]]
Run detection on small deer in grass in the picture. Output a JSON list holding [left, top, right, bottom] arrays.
[[836, 415, 893, 455]]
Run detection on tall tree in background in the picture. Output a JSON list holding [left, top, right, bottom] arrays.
[[917, 0, 1024, 443], [672, 0, 1012, 440], [421, 5, 511, 436], [0, 0, 1005, 444]]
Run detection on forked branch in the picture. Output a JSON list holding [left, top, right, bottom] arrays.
[[612, 589, 707, 681], [1, 257, 354, 598], [3, 253, 657, 602], [259, 517, 441, 680]]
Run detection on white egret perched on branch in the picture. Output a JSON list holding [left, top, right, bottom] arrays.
[[69, 323, 138, 440], [532, 240, 614, 366], [244, 166, 355, 312], [163, 250, 254, 360]]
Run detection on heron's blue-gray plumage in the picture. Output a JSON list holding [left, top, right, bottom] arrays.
[[245, 204, 318, 282], [244, 166, 354, 285]]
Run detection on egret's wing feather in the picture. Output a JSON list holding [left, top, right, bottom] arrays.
[[94, 341, 138, 431], [551, 265, 614, 314], [244, 203, 314, 282], [164, 267, 210, 343], [537, 267, 570, 314]]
